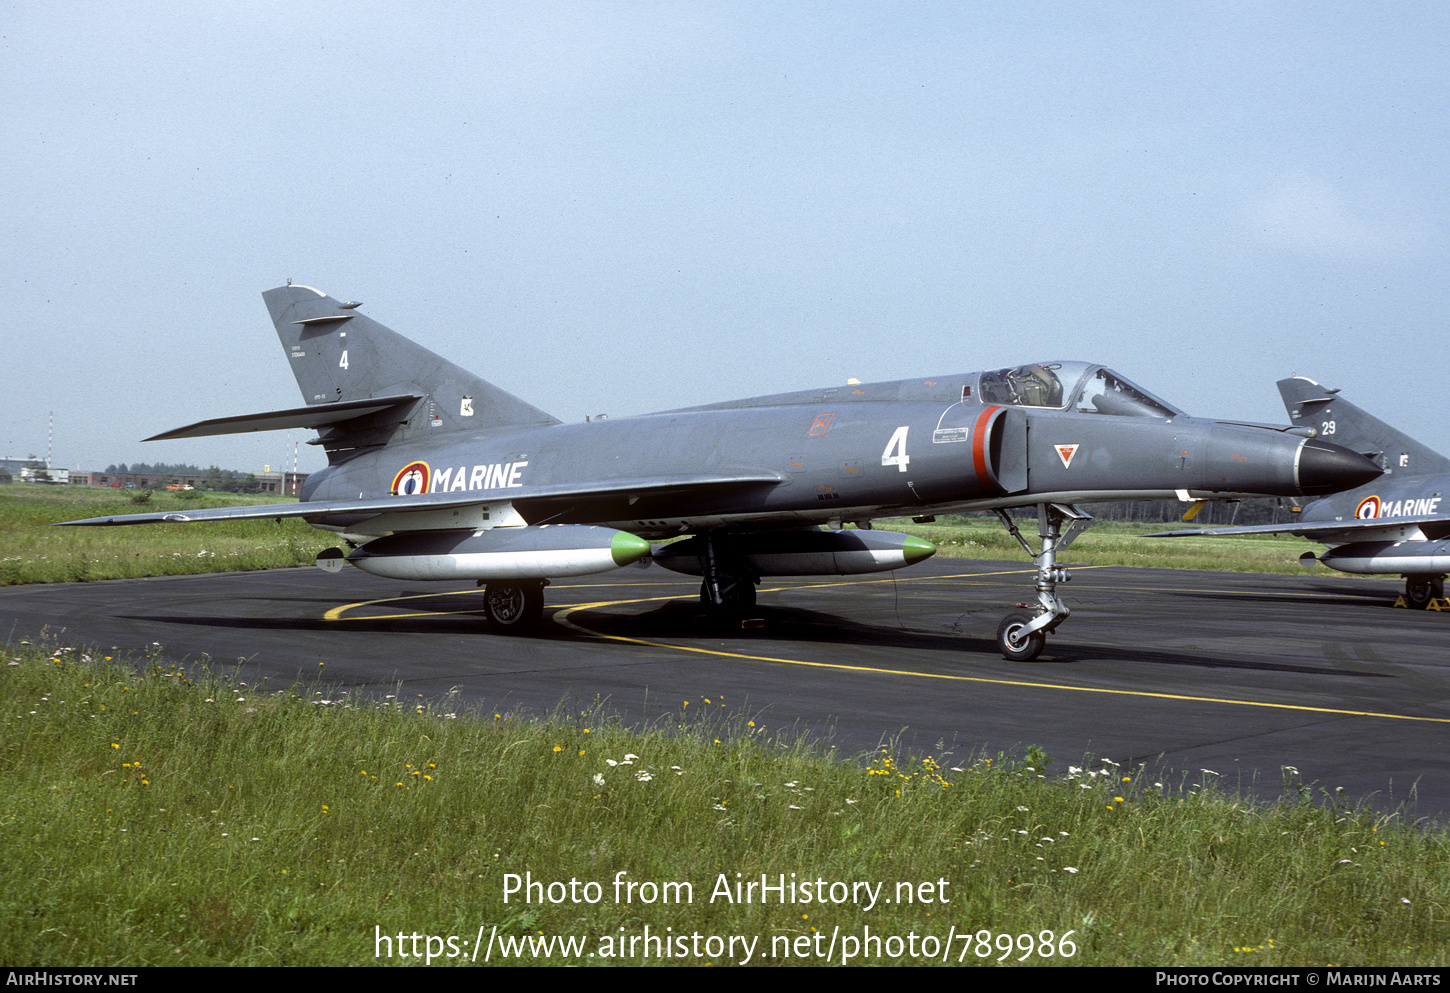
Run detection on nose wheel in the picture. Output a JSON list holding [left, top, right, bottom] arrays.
[[990, 504, 1092, 661], [996, 611, 1046, 662]]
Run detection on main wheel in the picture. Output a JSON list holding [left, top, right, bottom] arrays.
[[699, 579, 757, 615], [1404, 575, 1445, 610], [996, 611, 1045, 662], [483, 581, 545, 633]]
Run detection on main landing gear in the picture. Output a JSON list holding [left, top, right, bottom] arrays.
[[697, 532, 760, 621], [991, 503, 1093, 662], [1403, 574, 1446, 610], [480, 579, 547, 633]]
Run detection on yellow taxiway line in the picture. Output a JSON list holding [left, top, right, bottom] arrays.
[[322, 571, 1446, 724]]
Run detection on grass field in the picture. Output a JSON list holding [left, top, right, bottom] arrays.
[[0, 484, 324, 585], [2, 642, 1446, 967], [880, 514, 1339, 575]]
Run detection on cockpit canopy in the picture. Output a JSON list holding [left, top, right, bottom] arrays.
[[977, 362, 1181, 418]]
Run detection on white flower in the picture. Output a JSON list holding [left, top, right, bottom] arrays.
[[1063, 867, 1079, 874], [593, 774, 605, 787], [635, 771, 652, 782]]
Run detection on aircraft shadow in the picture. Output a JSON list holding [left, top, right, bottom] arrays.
[[119, 593, 1390, 680]]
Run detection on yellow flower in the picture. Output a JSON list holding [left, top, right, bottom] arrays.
[[553, 745, 562, 752]]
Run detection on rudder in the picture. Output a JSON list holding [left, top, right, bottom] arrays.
[[1278, 375, 1450, 477]]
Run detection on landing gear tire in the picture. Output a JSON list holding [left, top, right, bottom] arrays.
[[700, 579, 756, 616], [997, 612, 1046, 662], [483, 581, 545, 633], [1404, 575, 1445, 610]]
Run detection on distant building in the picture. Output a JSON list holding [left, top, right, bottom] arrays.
[[70, 471, 207, 489], [66, 470, 307, 493], [254, 470, 307, 496], [21, 466, 70, 485], [2, 459, 69, 484]]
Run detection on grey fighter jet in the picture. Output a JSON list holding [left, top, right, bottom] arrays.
[[59, 285, 1381, 660], [1152, 376, 1450, 609]]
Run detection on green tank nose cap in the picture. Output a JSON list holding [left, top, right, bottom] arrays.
[[902, 535, 936, 565], [611, 531, 653, 566]]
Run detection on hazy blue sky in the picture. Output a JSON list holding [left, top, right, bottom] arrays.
[[4, 1, 1447, 475]]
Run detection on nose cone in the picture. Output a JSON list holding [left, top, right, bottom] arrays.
[[1297, 439, 1382, 495]]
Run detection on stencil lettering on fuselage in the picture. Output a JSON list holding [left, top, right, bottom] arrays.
[[430, 462, 529, 493], [1355, 494, 1441, 519]]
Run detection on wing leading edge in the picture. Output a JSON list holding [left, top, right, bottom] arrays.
[[55, 471, 784, 528], [1148, 515, 1450, 540]]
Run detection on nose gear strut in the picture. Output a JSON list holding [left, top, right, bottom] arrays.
[[992, 503, 1093, 661]]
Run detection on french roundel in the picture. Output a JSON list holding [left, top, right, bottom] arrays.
[[392, 461, 430, 496], [1355, 495, 1381, 519]]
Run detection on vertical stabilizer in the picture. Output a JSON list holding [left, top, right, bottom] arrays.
[[1278, 376, 1450, 477], [262, 285, 561, 439]]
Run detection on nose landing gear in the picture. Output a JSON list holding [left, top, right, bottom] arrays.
[[991, 503, 1093, 661]]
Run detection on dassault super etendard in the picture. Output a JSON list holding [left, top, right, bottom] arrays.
[[60, 284, 1381, 660]]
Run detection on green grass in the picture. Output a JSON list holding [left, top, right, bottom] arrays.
[[0, 485, 326, 584], [2, 641, 1446, 967], [880, 515, 1369, 577]]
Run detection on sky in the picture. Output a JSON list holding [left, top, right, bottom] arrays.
[[3, 1, 1447, 475]]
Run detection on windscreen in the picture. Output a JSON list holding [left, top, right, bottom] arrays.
[[976, 362, 1180, 418], [1070, 367, 1180, 418]]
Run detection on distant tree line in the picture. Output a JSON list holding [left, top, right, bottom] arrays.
[[103, 463, 262, 493], [959, 497, 1294, 528]]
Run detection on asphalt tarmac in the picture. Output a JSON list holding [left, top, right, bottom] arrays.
[[3, 559, 1448, 820]]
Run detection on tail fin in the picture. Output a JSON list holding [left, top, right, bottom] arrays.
[[1278, 376, 1450, 477], [263, 285, 560, 457]]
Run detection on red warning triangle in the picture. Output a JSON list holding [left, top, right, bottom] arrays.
[[1055, 444, 1079, 469]]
